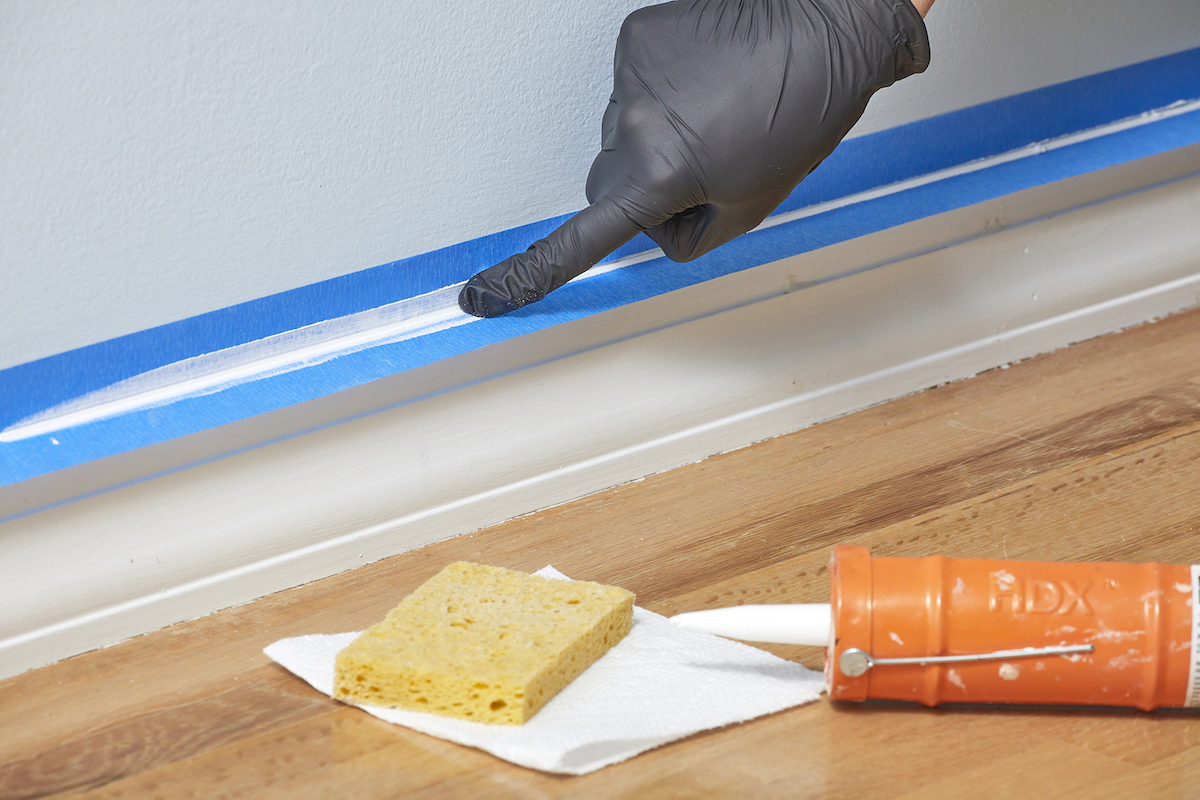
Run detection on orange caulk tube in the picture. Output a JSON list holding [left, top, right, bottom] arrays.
[[673, 545, 1199, 710]]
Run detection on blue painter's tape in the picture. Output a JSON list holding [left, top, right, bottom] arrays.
[[3, 47, 1200, 487]]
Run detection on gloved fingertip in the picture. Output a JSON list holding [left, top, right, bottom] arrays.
[[458, 276, 523, 318]]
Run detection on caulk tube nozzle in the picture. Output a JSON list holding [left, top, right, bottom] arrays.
[[669, 604, 832, 646]]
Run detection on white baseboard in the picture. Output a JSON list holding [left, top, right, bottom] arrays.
[[2, 154, 1199, 681]]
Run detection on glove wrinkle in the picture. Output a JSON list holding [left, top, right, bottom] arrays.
[[766, 36, 794, 133]]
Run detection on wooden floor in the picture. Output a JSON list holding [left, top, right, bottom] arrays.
[[5, 305, 1200, 799]]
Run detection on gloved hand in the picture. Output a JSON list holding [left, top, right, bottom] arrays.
[[459, 0, 930, 318]]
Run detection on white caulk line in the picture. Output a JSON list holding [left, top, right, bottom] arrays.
[[5, 99, 1197, 444], [751, 97, 1200, 234], [579, 245, 667, 279], [1, 283, 475, 442]]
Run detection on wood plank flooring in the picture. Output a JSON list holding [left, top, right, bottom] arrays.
[[4, 305, 1200, 799]]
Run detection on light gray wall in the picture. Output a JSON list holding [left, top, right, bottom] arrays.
[[3, 0, 1199, 371]]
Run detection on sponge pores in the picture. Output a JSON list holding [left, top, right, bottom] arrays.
[[332, 562, 634, 724]]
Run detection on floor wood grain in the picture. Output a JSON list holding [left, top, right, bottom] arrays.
[[4, 306, 1200, 799]]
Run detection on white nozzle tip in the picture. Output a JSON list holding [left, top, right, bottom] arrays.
[[669, 604, 831, 646]]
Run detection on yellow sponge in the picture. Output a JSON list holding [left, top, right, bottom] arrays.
[[332, 562, 634, 724]]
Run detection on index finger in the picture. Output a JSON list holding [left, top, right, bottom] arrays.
[[458, 197, 642, 318]]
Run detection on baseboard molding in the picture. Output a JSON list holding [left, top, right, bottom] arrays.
[[2, 152, 1199, 680]]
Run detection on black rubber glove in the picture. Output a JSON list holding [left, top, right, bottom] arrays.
[[459, 0, 929, 318]]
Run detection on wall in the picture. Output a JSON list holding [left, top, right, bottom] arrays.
[[3, 0, 1200, 372]]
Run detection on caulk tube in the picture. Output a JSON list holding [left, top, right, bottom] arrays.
[[671, 545, 1199, 710], [829, 545, 1196, 709]]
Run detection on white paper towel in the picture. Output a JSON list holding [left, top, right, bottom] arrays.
[[264, 566, 824, 775]]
